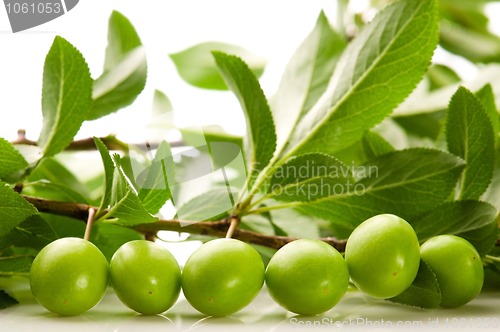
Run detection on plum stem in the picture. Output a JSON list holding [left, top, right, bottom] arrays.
[[83, 208, 96, 241], [225, 216, 240, 239]]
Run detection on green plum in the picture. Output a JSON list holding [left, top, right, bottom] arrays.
[[181, 238, 264, 317], [344, 214, 420, 299], [265, 239, 349, 315], [30, 237, 109, 316], [110, 240, 181, 315], [420, 235, 484, 308]]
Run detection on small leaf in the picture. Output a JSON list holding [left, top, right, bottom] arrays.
[[170, 42, 266, 90], [100, 155, 157, 226], [388, 260, 441, 308], [361, 131, 395, 160], [103, 11, 142, 71], [475, 84, 499, 140], [212, 52, 277, 185], [180, 126, 243, 151], [93, 139, 156, 225], [0, 290, 18, 309], [0, 138, 28, 181], [94, 137, 115, 213], [38, 36, 93, 157], [0, 182, 38, 237], [272, 11, 346, 150], [282, 0, 438, 157], [176, 188, 236, 223], [0, 255, 33, 276], [446, 86, 495, 200], [268, 153, 353, 202], [88, 11, 147, 120], [427, 64, 461, 91], [296, 148, 464, 238], [393, 111, 446, 140], [412, 200, 498, 257], [482, 147, 500, 211], [137, 141, 173, 214]]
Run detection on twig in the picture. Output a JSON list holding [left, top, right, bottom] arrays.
[[225, 216, 240, 239], [11, 130, 185, 151], [22, 195, 347, 251], [83, 208, 96, 241], [21, 195, 500, 252]]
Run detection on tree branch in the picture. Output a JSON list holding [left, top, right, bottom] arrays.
[[22, 196, 347, 251], [21, 195, 500, 251], [11, 129, 184, 151]]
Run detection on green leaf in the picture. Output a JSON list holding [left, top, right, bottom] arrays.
[[103, 11, 142, 71], [446, 86, 495, 200], [94, 137, 116, 214], [28, 158, 91, 200], [0, 290, 18, 309], [99, 155, 157, 226], [388, 260, 441, 308], [281, 0, 438, 157], [395, 65, 500, 116], [93, 138, 156, 225], [440, 18, 500, 63], [170, 42, 266, 90], [361, 131, 395, 160], [482, 147, 500, 211], [43, 213, 86, 239], [475, 84, 499, 140], [176, 188, 236, 223], [393, 111, 446, 140], [0, 182, 38, 237], [412, 200, 498, 257], [0, 138, 28, 182], [180, 126, 243, 151], [22, 181, 88, 204], [296, 148, 464, 238], [268, 153, 353, 202], [271, 11, 346, 149], [148, 90, 174, 138], [213, 52, 277, 185], [137, 141, 173, 214], [90, 223, 143, 261], [0, 215, 57, 251], [427, 64, 461, 91], [88, 11, 147, 120], [269, 208, 321, 239], [38, 36, 93, 157], [0, 255, 33, 276]]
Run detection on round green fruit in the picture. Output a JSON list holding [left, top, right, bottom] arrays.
[[110, 240, 181, 315], [265, 239, 349, 315], [30, 237, 109, 316], [420, 235, 484, 308], [181, 238, 264, 317], [344, 214, 420, 299]]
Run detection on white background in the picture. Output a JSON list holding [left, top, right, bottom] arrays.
[[0, 0, 341, 142], [1, 0, 500, 143]]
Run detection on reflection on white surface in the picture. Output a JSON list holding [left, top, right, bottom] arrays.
[[1, 276, 499, 332]]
